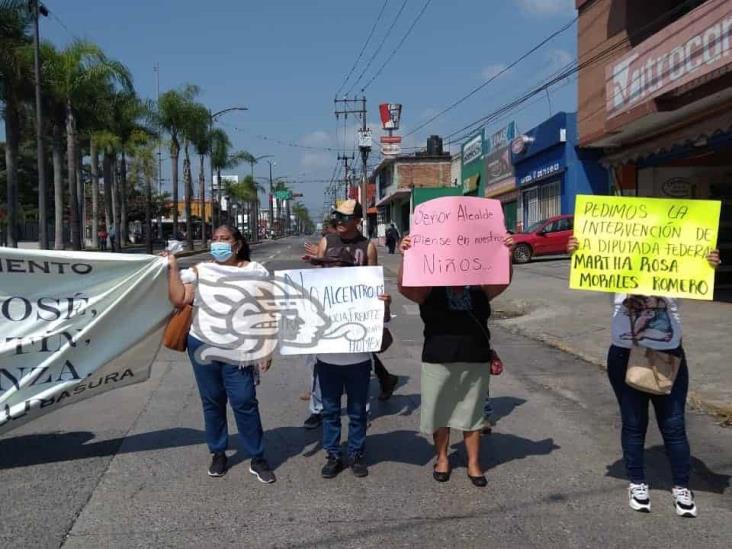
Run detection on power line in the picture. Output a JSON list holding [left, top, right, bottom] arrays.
[[360, 0, 433, 93], [334, 0, 390, 97], [404, 15, 577, 138], [438, 0, 704, 147], [345, 0, 409, 96]]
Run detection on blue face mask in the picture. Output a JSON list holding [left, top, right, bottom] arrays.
[[210, 242, 234, 262]]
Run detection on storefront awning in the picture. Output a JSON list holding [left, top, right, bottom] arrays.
[[376, 188, 411, 207]]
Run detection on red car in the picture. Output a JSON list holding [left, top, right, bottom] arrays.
[[511, 214, 574, 264]]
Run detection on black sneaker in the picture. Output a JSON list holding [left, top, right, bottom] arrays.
[[378, 374, 399, 401], [249, 458, 276, 484], [349, 455, 369, 478], [208, 453, 227, 477], [321, 455, 345, 479], [303, 413, 322, 430]]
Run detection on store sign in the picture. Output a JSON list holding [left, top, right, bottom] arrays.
[[381, 143, 401, 156], [379, 103, 402, 130], [511, 135, 529, 155], [607, 0, 732, 118], [519, 161, 563, 186], [661, 177, 694, 198], [487, 122, 516, 153], [462, 134, 483, 166]]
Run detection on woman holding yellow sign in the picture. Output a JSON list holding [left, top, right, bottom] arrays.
[[567, 236, 720, 518]]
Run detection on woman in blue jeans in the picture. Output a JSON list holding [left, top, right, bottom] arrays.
[[166, 225, 275, 483], [569, 237, 720, 517]]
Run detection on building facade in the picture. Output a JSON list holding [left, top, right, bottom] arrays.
[[577, 0, 732, 298], [512, 112, 608, 230]]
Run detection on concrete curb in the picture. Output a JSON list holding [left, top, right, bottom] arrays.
[[492, 302, 732, 425]]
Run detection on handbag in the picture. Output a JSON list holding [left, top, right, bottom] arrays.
[[624, 310, 681, 395], [162, 266, 197, 352]]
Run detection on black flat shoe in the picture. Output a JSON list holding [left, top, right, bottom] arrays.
[[468, 474, 487, 487], [433, 465, 451, 483]]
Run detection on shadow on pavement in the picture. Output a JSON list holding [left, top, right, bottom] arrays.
[[0, 428, 205, 469], [488, 396, 527, 423], [370, 392, 421, 421], [447, 433, 560, 471], [246, 426, 322, 470], [605, 446, 731, 494], [365, 430, 435, 467]]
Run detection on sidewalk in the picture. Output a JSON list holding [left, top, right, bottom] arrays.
[[377, 246, 732, 421]]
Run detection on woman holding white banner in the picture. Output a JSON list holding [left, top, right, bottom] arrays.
[[567, 236, 720, 517], [398, 234, 514, 488], [166, 225, 276, 484]]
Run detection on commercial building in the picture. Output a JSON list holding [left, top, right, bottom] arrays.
[[511, 112, 608, 230], [373, 137, 453, 237], [577, 0, 732, 298]]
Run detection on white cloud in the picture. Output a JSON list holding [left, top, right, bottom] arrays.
[[299, 130, 332, 147], [300, 151, 332, 170], [514, 0, 574, 16], [481, 64, 509, 81], [546, 48, 575, 71]]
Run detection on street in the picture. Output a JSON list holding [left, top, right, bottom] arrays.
[[1, 237, 731, 548]]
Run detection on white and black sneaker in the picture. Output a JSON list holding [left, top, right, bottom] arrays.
[[249, 458, 276, 484], [628, 483, 651, 513], [672, 487, 697, 518], [208, 453, 227, 477]]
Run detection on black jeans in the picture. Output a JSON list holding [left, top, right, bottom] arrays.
[[606, 345, 690, 487]]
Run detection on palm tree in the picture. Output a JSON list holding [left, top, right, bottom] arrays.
[[190, 105, 213, 244], [93, 130, 120, 250], [180, 102, 208, 250], [45, 39, 132, 250], [128, 132, 156, 254], [0, 0, 32, 247], [155, 84, 198, 241], [209, 128, 250, 228]]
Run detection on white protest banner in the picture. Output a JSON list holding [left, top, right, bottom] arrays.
[[274, 266, 385, 355], [0, 248, 169, 435]]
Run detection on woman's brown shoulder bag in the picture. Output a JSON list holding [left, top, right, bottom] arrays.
[[162, 267, 196, 351]]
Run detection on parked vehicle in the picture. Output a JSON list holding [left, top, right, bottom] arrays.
[[511, 214, 574, 264]]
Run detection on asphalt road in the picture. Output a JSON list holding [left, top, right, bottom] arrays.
[[1, 237, 730, 548]]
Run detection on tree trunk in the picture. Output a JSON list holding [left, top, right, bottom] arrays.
[[198, 154, 206, 244], [170, 142, 180, 240], [103, 153, 113, 247], [112, 156, 120, 252], [183, 143, 193, 250], [145, 169, 153, 255], [65, 102, 81, 250], [120, 151, 128, 246], [77, 144, 84, 248], [52, 124, 65, 250], [3, 92, 21, 247], [90, 140, 99, 248], [215, 168, 222, 228]]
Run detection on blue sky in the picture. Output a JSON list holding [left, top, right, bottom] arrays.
[[38, 0, 578, 217]]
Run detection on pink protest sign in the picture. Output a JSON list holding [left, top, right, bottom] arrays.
[[402, 196, 510, 287]]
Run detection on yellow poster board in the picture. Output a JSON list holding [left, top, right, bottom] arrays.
[[570, 195, 721, 300]]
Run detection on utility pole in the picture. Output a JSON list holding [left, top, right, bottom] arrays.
[[30, 1, 49, 249], [268, 160, 274, 239], [337, 153, 355, 200], [154, 62, 163, 240], [335, 96, 369, 236]]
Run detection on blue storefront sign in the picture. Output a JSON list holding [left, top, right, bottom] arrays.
[[511, 112, 608, 228]]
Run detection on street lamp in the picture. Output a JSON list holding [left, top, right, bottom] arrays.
[[209, 106, 248, 241]]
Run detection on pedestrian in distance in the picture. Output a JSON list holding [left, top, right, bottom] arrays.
[[567, 236, 721, 517], [98, 226, 108, 251], [398, 233, 514, 488], [303, 200, 393, 479], [385, 223, 399, 255], [165, 224, 276, 484]]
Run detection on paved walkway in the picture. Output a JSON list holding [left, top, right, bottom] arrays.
[[378, 250, 732, 420]]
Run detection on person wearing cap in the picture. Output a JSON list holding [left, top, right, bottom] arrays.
[[305, 200, 395, 479]]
